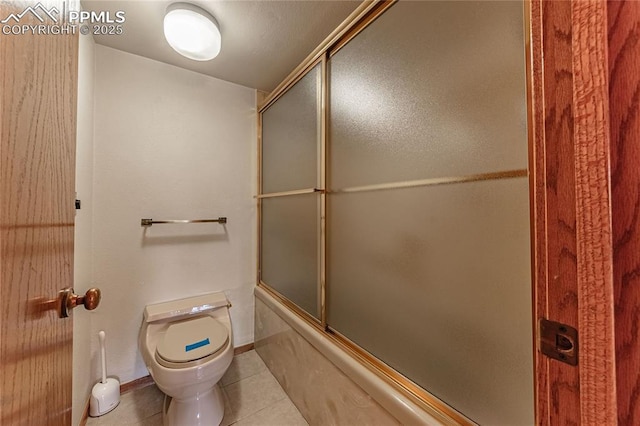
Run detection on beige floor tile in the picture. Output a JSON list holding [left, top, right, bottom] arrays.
[[220, 387, 235, 426], [134, 412, 163, 426], [232, 398, 308, 426], [223, 370, 287, 422], [221, 350, 267, 386], [87, 384, 164, 425], [86, 352, 304, 426]]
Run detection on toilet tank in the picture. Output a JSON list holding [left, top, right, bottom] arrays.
[[144, 292, 230, 323]]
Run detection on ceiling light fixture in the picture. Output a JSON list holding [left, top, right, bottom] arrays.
[[163, 3, 221, 61]]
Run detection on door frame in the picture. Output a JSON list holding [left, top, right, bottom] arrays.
[[529, 0, 617, 423], [608, 1, 640, 424]]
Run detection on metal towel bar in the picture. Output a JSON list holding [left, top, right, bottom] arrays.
[[141, 217, 227, 227]]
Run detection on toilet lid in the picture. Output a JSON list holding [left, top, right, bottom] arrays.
[[156, 316, 228, 363]]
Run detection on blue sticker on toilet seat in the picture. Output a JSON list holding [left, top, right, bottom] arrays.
[[185, 338, 210, 352]]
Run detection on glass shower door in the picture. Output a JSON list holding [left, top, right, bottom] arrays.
[[260, 63, 322, 319], [326, 2, 533, 424]]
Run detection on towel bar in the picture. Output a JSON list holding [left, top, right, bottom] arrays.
[[141, 217, 227, 227]]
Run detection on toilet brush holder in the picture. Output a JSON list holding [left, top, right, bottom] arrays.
[[89, 331, 120, 417], [89, 378, 120, 416]]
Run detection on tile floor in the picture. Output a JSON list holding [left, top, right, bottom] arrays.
[[87, 350, 308, 426]]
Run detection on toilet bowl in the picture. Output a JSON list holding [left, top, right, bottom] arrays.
[[139, 292, 234, 426]]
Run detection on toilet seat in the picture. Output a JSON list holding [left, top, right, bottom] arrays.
[[155, 316, 229, 369]]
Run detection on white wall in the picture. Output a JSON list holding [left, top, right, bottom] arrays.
[[91, 45, 256, 384], [73, 33, 96, 426]]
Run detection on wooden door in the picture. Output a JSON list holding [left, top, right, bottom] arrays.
[[0, 1, 78, 424]]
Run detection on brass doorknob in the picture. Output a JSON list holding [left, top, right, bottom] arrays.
[[58, 287, 101, 318]]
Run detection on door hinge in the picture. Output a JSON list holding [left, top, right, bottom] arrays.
[[538, 318, 578, 366]]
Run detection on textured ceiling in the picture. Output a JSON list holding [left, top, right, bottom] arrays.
[[82, 0, 361, 91]]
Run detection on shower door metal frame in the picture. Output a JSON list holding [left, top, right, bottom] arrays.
[[257, 54, 325, 327]]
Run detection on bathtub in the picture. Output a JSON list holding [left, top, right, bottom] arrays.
[[254, 286, 450, 425]]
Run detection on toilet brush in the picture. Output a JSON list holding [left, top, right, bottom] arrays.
[[89, 331, 120, 417]]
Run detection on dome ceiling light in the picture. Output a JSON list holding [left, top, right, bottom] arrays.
[[164, 3, 221, 61]]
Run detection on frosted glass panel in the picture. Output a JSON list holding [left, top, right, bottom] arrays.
[[329, 1, 527, 188], [261, 194, 319, 318], [327, 178, 533, 425], [262, 64, 320, 193]]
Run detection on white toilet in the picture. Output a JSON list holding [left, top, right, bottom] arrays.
[[139, 292, 234, 426]]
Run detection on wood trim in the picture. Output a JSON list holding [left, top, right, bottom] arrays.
[[234, 342, 255, 355], [571, 1, 617, 423], [531, 0, 618, 422], [529, 0, 581, 423], [608, 1, 640, 424], [544, 2, 581, 421], [79, 397, 90, 426], [120, 375, 155, 395]]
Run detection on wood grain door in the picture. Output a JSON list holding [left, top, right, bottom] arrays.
[[0, 1, 78, 424]]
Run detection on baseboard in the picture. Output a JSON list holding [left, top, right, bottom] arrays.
[[120, 375, 155, 395], [79, 396, 90, 426], [234, 342, 254, 355]]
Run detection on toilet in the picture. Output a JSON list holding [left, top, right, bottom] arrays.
[[139, 292, 234, 426]]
